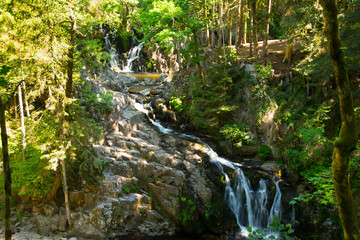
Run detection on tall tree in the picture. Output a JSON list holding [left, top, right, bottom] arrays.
[[262, 0, 272, 57], [236, 0, 244, 48], [211, 1, 216, 48], [65, 8, 76, 98], [204, 0, 211, 46], [218, 0, 224, 47], [251, 0, 258, 58], [320, 0, 360, 239], [0, 77, 24, 240]]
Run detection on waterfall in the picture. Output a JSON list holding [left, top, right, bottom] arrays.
[[131, 100, 282, 237], [104, 33, 120, 70], [122, 42, 145, 72], [206, 144, 282, 236]]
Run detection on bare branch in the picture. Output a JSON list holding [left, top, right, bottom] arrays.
[[3, 80, 25, 106]]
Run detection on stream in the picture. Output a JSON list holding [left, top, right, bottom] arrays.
[[113, 40, 284, 238], [132, 101, 282, 238]]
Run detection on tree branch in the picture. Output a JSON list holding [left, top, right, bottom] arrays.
[[3, 80, 25, 106]]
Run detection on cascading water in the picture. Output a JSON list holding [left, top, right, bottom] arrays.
[[131, 100, 282, 237], [122, 42, 145, 72], [104, 33, 120, 70]]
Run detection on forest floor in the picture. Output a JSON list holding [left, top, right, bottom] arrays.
[[233, 39, 304, 75]]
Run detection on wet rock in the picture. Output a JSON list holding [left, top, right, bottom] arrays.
[[219, 140, 235, 157], [144, 77, 153, 85], [108, 79, 125, 91], [260, 162, 281, 175], [236, 145, 257, 157], [153, 98, 167, 114], [128, 86, 151, 96], [169, 111, 177, 122], [139, 88, 151, 96], [156, 74, 168, 83], [150, 88, 162, 95]]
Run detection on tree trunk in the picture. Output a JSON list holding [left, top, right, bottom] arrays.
[[0, 100, 12, 240], [229, 20, 232, 46], [211, 3, 216, 48], [23, 81, 30, 117], [47, 170, 61, 201], [191, 29, 204, 79], [61, 160, 71, 226], [243, 5, 247, 45], [176, 39, 181, 70], [283, 43, 293, 62], [18, 85, 26, 161], [65, 13, 76, 98], [218, 0, 223, 48], [0, 81, 22, 240], [236, 0, 244, 48], [320, 0, 360, 239], [13, 94, 17, 119], [249, 2, 253, 57], [251, 0, 258, 58], [204, 0, 211, 46], [262, 0, 273, 58]]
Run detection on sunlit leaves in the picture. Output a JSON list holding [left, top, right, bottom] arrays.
[[150, 0, 181, 17], [138, 0, 205, 56]]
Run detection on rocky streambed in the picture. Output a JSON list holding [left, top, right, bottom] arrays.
[[9, 69, 289, 240]]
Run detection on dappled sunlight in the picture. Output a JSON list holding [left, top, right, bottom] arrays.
[[261, 107, 278, 125]]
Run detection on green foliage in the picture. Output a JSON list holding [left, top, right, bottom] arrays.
[[122, 186, 131, 194], [121, 183, 139, 195], [253, 61, 272, 98], [182, 62, 243, 130], [0, 65, 10, 87], [282, 102, 335, 206], [76, 155, 109, 190], [258, 144, 272, 160], [169, 96, 184, 113], [11, 146, 54, 200], [290, 166, 335, 206], [4, 90, 108, 201], [75, 39, 110, 72], [247, 217, 296, 240], [78, 82, 114, 113], [204, 203, 212, 220], [220, 123, 254, 147], [177, 196, 196, 227], [282, 99, 334, 173], [284, 127, 332, 172]]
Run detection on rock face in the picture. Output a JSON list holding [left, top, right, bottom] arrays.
[[15, 70, 231, 239], [145, 43, 179, 73]]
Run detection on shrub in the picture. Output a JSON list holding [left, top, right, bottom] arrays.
[[220, 123, 254, 147], [258, 144, 272, 160]]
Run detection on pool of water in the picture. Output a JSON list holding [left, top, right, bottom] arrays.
[[122, 72, 173, 81]]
